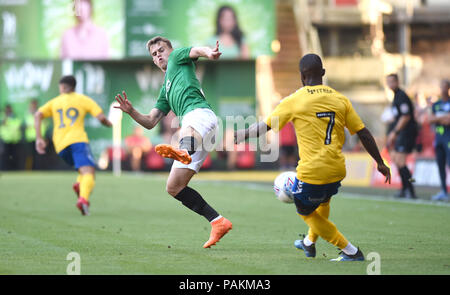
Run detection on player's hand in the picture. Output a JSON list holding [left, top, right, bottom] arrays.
[[35, 138, 47, 155], [377, 162, 391, 184], [208, 41, 222, 60], [114, 91, 133, 114]]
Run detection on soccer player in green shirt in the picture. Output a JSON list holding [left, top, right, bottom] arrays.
[[114, 36, 232, 248]]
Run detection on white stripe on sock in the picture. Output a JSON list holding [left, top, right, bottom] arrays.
[[210, 215, 222, 223], [303, 236, 314, 246], [342, 242, 358, 256]]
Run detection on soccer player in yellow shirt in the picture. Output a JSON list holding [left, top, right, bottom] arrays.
[[34, 75, 112, 216], [235, 54, 391, 261]]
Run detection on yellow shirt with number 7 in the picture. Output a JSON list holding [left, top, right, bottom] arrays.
[[265, 85, 365, 185]]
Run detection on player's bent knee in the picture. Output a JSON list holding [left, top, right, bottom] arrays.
[[79, 165, 96, 176], [166, 183, 185, 197]]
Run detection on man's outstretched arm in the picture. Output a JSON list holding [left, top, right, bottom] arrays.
[[114, 91, 165, 130], [357, 127, 391, 184], [96, 113, 113, 127], [234, 121, 272, 144], [189, 41, 222, 60]]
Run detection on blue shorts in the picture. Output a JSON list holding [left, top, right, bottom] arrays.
[[58, 142, 96, 169], [291, 177, 341, 216]]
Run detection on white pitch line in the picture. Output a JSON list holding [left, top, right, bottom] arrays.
[[338, 192, 450, 208], [192, 179, 450, 208], [117, 173, 450, 208]]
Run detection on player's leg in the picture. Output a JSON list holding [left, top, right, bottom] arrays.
[[73, 173, 82, 197], [295, 200, 330, 258], [166, 166, 219, 221], [72, 143, 97, 215], [389, 150, 405, 198], [161, 108, 230, 247], [155, 126, 201, 164], [78, 165, 95, 202], [293, 181, 363, 261], [166, 165, 232, 248], [394, 151, 416, 199], [300, 211, 363, 261], [432, 142, 448, 200], [305, 199, 330, 244], [58, 145, 80, 197], [394, 133, 417, 199], [293, 178, 330, 245]]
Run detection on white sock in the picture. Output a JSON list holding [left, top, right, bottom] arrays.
[[303, 236, 314, 246], [342, 242, 358, 255], [210, 215, 223, 223]]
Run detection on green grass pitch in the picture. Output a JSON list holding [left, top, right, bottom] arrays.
[[1, 172, 449, 275]]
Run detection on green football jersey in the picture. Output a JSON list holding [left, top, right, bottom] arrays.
[[154, 47, 212, 117]]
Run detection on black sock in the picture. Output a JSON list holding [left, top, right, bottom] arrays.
[[174, 186, 220, 222], [399, 166, 415, 194], [398, 166, 408, 191]]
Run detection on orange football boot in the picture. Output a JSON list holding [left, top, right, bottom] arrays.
[[155, 144, 192, 164], [203, 217, 233, 248]]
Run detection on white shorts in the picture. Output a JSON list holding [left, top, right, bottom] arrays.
[[172, 108, 218, 173]]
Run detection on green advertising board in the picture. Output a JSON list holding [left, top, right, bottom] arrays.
[[0, 60, 62, 119], [0, 0, 125, 59], [1, 0, 275, 60], [125, 0, 276, 59]]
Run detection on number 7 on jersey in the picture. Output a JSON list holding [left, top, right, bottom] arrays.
[[316, 111, 335, 145]]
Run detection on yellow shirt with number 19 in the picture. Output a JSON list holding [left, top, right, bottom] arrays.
[[39, 92, 103, 153], [265, 85, 365, 185]]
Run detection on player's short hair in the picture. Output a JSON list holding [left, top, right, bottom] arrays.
[[146, 36, 173, 52], [59, 75, 76, 90], [299, 54, 323, 76], [442, 79, 450, 88], [387, 73, 399, 81]]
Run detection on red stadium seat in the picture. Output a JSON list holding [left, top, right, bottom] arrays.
[[107, 147, 127, 162], [145, 148, 165, 170], [201, 154, 212, 169], [236, 144, 255, 169]]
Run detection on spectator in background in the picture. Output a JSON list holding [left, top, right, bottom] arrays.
[[222, 128, 238, 170], [385, 73, 418, 199], [23, 99, 49, 170], [279, 122, 298, 170], [414, 94, 435, 157], [61, 0, 109, 60], [160, 111, 180, 146], [125, 126, 152, 172], [0, 104, 22, 170], [429, 79, 450, 201], [219, 128, 256, 170], [207, 5, 250, 59]]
